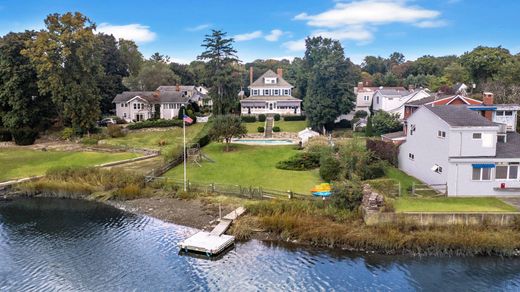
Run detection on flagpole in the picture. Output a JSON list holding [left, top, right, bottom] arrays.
[[183, 108, 187, 192]]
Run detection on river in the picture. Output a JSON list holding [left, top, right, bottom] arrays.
[[1, 197, 519, 291]]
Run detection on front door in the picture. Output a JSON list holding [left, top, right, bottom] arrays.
[[269, 103, 273, 111], [136, 114, 144, 122]]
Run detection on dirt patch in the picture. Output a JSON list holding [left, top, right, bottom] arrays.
[[111, 197, 235, 230]]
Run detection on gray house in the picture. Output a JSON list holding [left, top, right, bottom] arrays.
[[399, 105, 520, 196]]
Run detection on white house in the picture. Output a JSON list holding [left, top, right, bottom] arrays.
[[298, 128, 320, 145], [353, 82, 408, 116], [398, 104, 520, 196], [240, 68, 302, 116], [372, 88, 430, 118]]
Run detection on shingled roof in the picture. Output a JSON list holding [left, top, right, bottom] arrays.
[[249, 69, 293, 88], [112, 90, 189, 103], [496, 132, 520, 158], [425, 105, 497, 127]]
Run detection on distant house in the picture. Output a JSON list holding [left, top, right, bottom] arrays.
[[353, 82, 413, 116], [403, 94, 483, 119], [240, 68, 302, 116], [452, 82, 469, 96], [113, 85, 204, 122], [372, 87, 430, 119], [398, 101, 520, 196]]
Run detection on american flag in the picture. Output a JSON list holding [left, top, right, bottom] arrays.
[[183, 115, 193, 124]]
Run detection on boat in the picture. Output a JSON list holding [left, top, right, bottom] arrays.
[[310, 183, 332, 197]]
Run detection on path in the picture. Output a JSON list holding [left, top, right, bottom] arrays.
[[500, 197, 520, 211], [265, 117, 274, 138]]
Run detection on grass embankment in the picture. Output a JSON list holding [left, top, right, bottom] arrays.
[[0, 148, 139, 182], [101, 123, 204, 154], [164, 143, 321, 194], [244, 120, 307, 133], [226, 198, 520, 256]]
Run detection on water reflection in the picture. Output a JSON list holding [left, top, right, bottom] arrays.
[[0, 198, 519, 291]]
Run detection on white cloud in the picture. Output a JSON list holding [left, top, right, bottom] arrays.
[[294, 0, 440, 27], [283, 26, 374, 51], [414, 19, 448, 28], [97, 23, 156, 43], [234, 30, 263, 41], [283, 39, 306, 51], [186, 23, 211, 32], [265, 29, 284, 41]]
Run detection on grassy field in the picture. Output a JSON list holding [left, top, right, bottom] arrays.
[[164, 143, 321, 194], [394, 197, 518, 213], [244, 120, 307, 134], [101, 123, 204, 154], [0, 148, 140, 182]]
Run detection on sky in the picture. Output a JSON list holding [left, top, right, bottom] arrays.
[[0, 0, 519, 65]]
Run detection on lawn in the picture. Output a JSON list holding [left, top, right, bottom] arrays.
[[0, 148, 140, 182], [243, 120, 308, 134], [101, 123, 204, 154], [164, 143, 321, 194], [394, 197, 518, 213]]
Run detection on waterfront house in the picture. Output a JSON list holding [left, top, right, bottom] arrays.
[[398, 103, 520, 196], [371, 87, 430, 119], [403, 93, 483, 119], [240, 68, 302, 116]]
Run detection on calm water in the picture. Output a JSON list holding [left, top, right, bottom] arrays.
[[1, 198, 520, 291]]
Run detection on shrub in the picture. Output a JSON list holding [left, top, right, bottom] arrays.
[[127, 119, 183, 130], [319, 154, 340, 182], [362, 160, 387, 180], [80, 137, 99, 145], [258, 114, 266, 122], [0, 128, 12, 142], [283, 115, 306, 121], [334, 119, 351, 129], [114, 184, 142, 200], [272, 126, 281, 132], [331, 180, 363, 211], [241, 116, 257, 123], [12, 128, 38, 145], [107, 124, 126, 138], [354, 110, 368, 119], [276, 152, 321, 171], [366, 139, 399, 166], [61, 127, 75, 140], [257, 126, 265, 133], [372, 110, 402, 134], [274, 114, 281, 121], [113, 116, 127, 124]]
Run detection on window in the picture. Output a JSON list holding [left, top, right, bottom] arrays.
[[472, 168, 492, 181], [505, 111, 513, 116], [496, 164, 519, 180], [431, 164, 442, 174], [123, 113, 127, 118], [133, 103, 137, 110], [408, 153, 415, 160], [437, 131, 446, 138], [263, 89, 269, 95], [496, 111, 504, 116], [376, 96, 380, 104], [409, 124, 416, 136], [363, 95, 370, 101], [274, 89, 280, 95], [473, 133, 482, 139]]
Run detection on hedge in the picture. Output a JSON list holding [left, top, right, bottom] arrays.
[[0, 128, 12, 142], [276, 152, 320, 171], [274, 114, 281, 121], [127, 119, 183, 130], [12, 128, 38, 145], [366, 139, 398, 167], [272, 126, 281, 132], [257, 126, 265, 133], [283, 115, 306, 121], [241, 116, 257, 123], [258, 114, 266, 122]]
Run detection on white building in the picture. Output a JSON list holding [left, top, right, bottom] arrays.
[[240, 68, 302, 116], [372, 88, 430, 118]]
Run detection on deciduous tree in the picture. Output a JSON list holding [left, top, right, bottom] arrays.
[[209, 115, 247, 152]]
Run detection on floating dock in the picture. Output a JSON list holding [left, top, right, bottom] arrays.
[[178, 207, 246, 256]]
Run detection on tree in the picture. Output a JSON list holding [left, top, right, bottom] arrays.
[[125, 60, 180, 91], [303, 37, 357, 132], [23, 12, 103, 134], [198, 30, 241, 115], [97, 34, 129, 114], [461, 46, 512, 83], [371, 111, 402, 135], [365, 116, 373, 137], [443, 62, 470, 85], [170, 62, 196, 85], [362, 55, 387, 75], [118, 39, 143, 76], [209, 115, 247, 151], [0, 31, 55, 139]]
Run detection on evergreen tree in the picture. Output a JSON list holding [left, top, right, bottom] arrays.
[[365, 116, 373, 137], [197, 30, 241, 115]]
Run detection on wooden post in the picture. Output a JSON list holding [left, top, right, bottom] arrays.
[[288, 191, 293, 199], [398, 182, 402, 197], [219, 203, 222, 220]]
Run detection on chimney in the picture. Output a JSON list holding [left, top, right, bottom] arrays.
[[277, 68, 283, 78], [357, 81, 363, 91], [249, 67, 254, 86], [176, 84, 180, 92], [408, 84, 415, 92], [483, 92, 494, 105]]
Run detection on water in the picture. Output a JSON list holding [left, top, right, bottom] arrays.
[[1, 198, 520, 291], [231, 138, 295, 145]]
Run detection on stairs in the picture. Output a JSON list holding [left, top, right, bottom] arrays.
[[264, 116, 274, 138]]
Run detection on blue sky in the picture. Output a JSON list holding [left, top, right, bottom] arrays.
[[0, 0, 519, 64]]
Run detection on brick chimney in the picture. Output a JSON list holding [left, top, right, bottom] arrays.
[[249, 67, 254, 86], [357, 81, 364, 92], [483, 92, 494, 105], [277, 68, 283, 78], [176, 84, 180, 92]]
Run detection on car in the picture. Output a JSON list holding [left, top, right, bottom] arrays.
[[97, 118, 116, 127]]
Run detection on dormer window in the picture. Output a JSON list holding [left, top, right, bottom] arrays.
[[472, 133, 482, 139], [264, 77, 277, 84]]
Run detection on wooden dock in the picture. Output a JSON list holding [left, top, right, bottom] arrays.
[[178, 207, 246, 256]]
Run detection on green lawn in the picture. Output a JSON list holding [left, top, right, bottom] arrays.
[[383, 166, 424, 195], [0, 148, 139, 182], [244, 122, 265, 134], [164, 143, 321, 194], [101, 123, 204, 154], [394, 197, 518, 213], [243, 120, 308, 134]]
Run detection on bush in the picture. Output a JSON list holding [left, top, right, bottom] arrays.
[[276, 152, 321, 171], [272, 126, 281, 132], [274, 114, 281, 121], [127, 119, 182, 130], [331, 180, 363, 211], [366, 139, 399, 166], [319, 154, 340, 182], [12, 128, 38, 145], [0, 128, 12, 142], [61, 127, 75, 140], [362, 160, 387, 180], [114, 183, 142, 200], [258, 114, 266, 122], [80, 137, 99, 145], [241, 116, 257, 123], [257, 126, 265, 133], [354, 110, 368, 119], [113, 116, 127, 124], [107, 124, 126, 138], [283, 115, 306, 121], [334, 119, 351, 129]]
